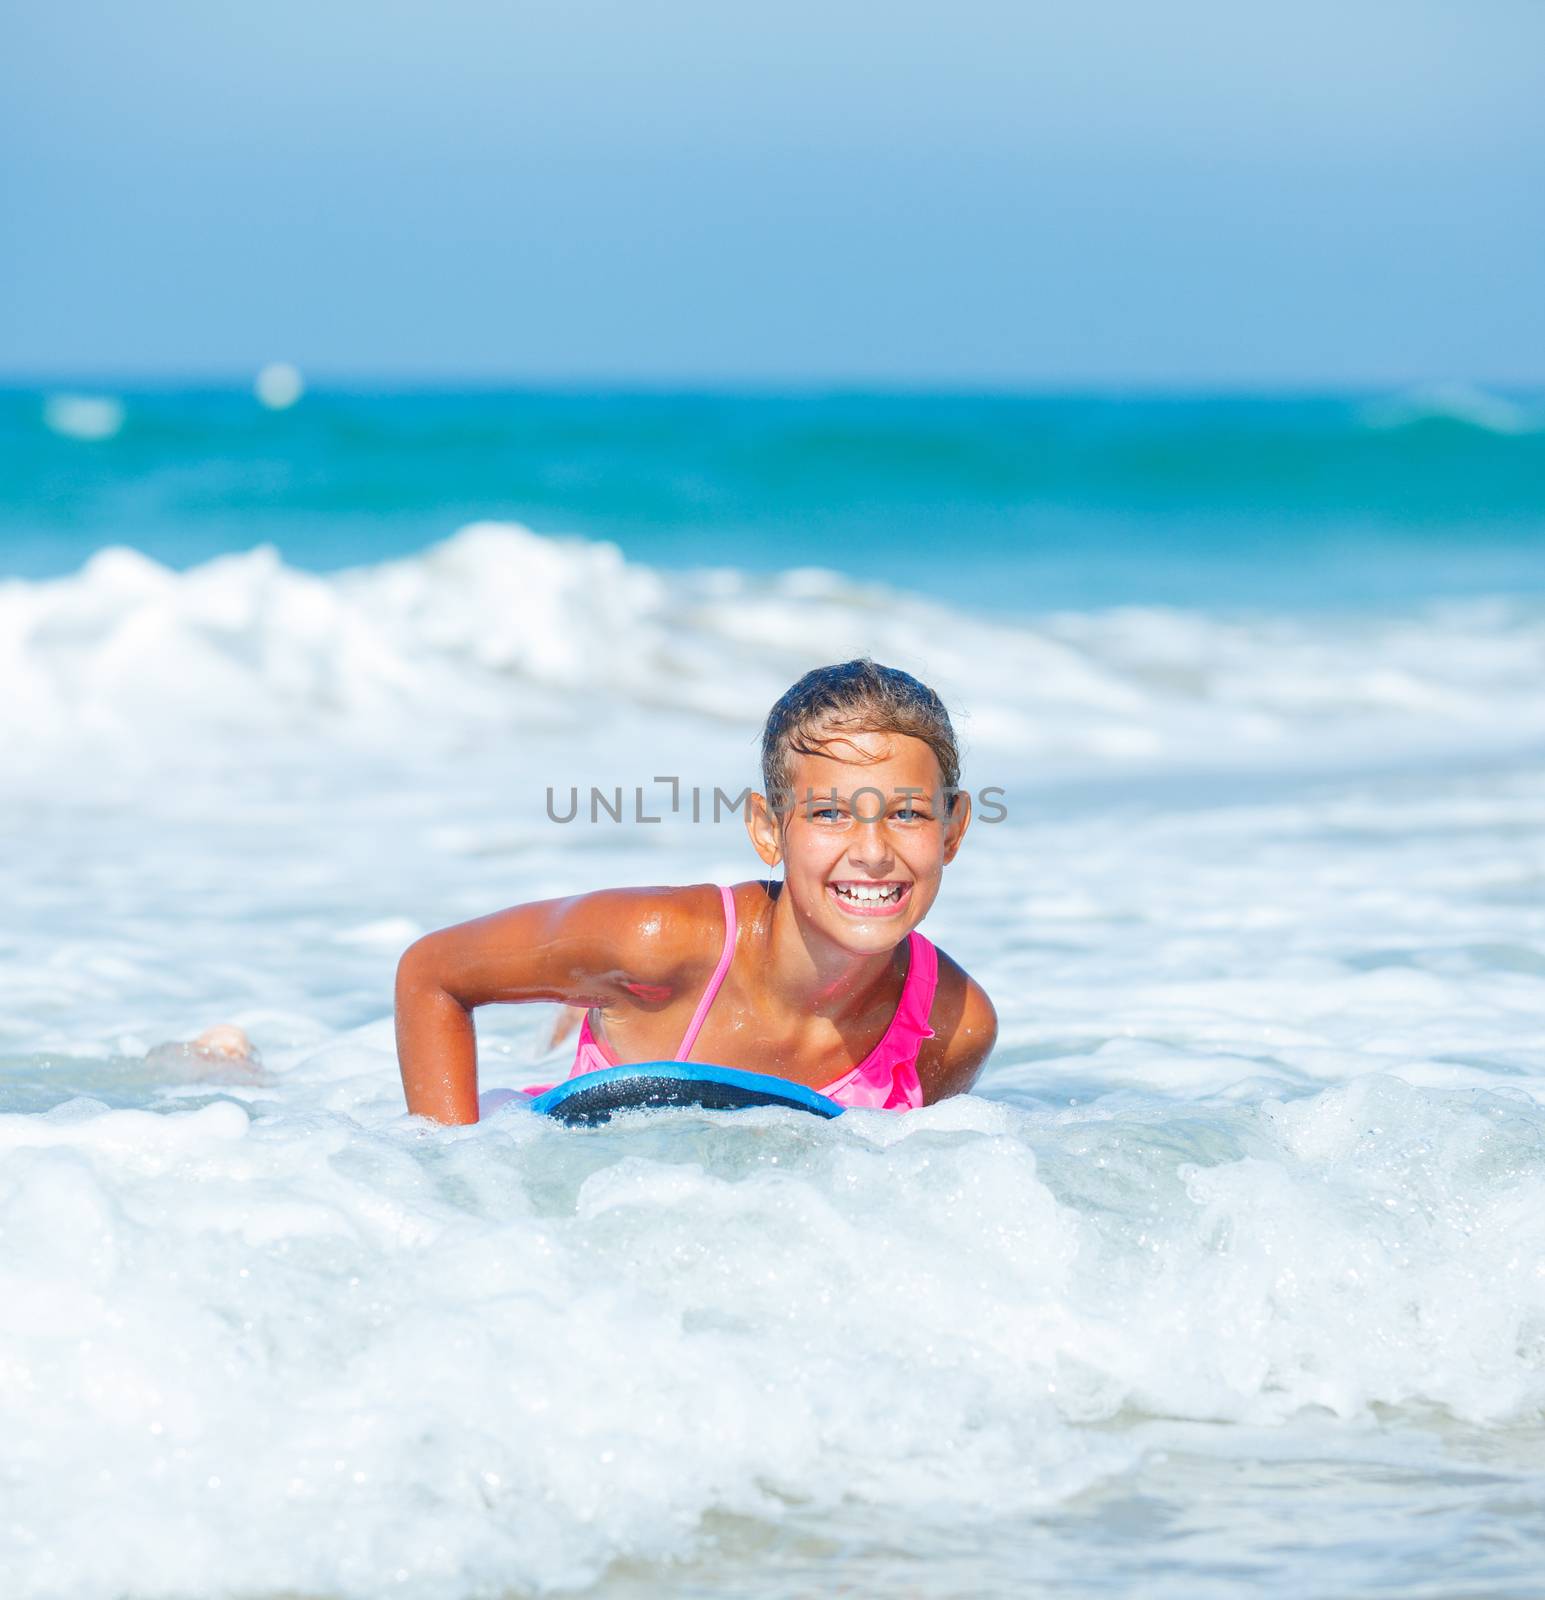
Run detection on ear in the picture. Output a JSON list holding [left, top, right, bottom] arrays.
[[745, 790, 785, 867], [941, 789, 972, 865]]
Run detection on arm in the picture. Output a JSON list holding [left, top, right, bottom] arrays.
[[917, 962, 999, 1105], [394, 887, 684, 1125]]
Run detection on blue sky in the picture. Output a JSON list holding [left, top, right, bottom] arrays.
[[3, 0, 1542, 385]]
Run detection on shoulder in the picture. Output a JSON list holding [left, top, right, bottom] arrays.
[[398, 881, 738, 1012], [572, 881, 730, 982], [915, 943, 998, 1104], [440, 881, 728, 1005]]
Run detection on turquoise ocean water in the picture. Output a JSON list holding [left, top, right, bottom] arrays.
[[4, 384, 1543, 606]]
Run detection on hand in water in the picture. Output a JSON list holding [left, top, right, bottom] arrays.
[[190, 1024, 256, 1060], [144, 1024, 263, 1078]]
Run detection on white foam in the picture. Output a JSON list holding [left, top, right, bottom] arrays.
[[5, 524, 1545, 784], [1360, 383, 1540, 435], [5, 527, 1545, 1595], [0, 1074, 1541, 1597], [41, 393, 125, 442], [255, 361, 305, 410]]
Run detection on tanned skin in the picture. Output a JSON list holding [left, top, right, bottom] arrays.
[[395, 729, 998, 1124]]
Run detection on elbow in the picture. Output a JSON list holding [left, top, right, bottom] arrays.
[[396, 933, 481, 1021], [395, 934, 447, 1007]]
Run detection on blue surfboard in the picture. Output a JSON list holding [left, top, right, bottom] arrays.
[[529, 1061, 845, 1126]]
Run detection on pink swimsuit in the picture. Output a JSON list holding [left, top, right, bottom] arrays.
[[526, 884, 938, 1110]]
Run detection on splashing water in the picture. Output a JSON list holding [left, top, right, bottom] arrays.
[[2, 468, 1545, 1596]]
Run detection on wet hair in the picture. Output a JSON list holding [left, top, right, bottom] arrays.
[[760, 659, 961, 817]]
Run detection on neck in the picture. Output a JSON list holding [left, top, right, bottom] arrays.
[[751, 879, 909, 1021]]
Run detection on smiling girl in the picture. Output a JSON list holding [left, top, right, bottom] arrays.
[[394, 659, 998, 1122]]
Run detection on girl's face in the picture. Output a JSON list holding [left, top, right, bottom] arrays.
[[748, 728, 971, 952]]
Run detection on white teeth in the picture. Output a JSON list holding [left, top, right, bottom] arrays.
[[832, 883, 903, 904]]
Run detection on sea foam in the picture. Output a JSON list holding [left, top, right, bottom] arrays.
[[3, 527, 1545, 1596], [4, 524, 1545, 783], [0, 1072, 1541, 1598]]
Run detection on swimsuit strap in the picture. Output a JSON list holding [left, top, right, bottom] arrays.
[[675, 883, 737, 1062]]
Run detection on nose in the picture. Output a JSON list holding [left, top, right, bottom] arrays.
[[845, 813, 897, 875]]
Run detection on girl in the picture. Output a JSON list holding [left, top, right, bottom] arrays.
[[395, 659, 997, 1122]]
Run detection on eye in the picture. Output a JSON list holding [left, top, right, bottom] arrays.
[[810, 806, 846, 822]]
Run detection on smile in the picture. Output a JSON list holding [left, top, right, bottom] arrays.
[[827, 880, 912, 917]]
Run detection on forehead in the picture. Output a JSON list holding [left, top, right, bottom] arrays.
[[784, 727, 943, 787]]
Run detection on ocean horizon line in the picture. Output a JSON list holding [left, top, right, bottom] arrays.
[[4, 372, 1544, 402]]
